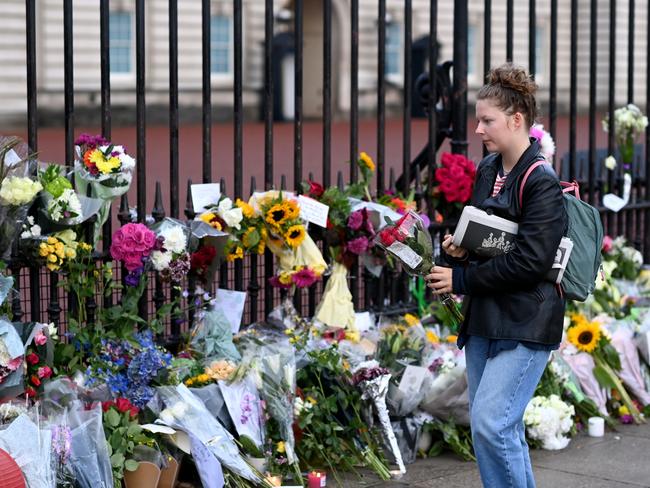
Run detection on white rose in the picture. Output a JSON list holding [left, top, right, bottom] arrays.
[[604, 155, 617, 170]]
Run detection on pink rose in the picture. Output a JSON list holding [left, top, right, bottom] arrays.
[[34, 331, 47, 346], [124, 255, 143, 272], [602, 235, 613, 254], [37, 366, 53, 379]]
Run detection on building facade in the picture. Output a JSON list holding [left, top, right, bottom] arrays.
[[0, 0, 647, 128]]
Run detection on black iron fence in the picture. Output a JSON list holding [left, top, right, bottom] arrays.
[[10, 0, 650, 339]]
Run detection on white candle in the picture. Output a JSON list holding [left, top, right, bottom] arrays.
[[588, 416, 604, 437]]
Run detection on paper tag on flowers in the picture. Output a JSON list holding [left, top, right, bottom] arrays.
[[191, 183, 221, 213], [387, 241, 423, 269], [298, 195, 329, 227]]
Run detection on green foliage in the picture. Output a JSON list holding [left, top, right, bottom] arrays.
[[423, 419, 475, 462]]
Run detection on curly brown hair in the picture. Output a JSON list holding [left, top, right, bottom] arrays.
[[477, 63, 538, 128]]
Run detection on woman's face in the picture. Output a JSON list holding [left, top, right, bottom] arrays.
[[475, 98, 524, 153]]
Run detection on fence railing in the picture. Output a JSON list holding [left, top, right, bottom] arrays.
[[10, 0, 650, 339]]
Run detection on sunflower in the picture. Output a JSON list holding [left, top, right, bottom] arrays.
[[226, 245, 244, 262], [284, 199, 300, 220], [266, 202, 290, 227], [567, 320, 601, 353], [242, 226, 260, 249], [359, 151, 376, 172], [285, 224, 306, 248], [235, 198, 254, 219]]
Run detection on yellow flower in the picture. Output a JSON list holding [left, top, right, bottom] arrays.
[[199, 212, 222, 230], [285, 224, 305, 248], [235, 198, 254, 219], [266, 203, 290, 227], [47, 236, 57, 245], [226, 245, 244, 262], [306, 396, 317, 406], [278, 271, 294, 285], [242, 227, 259, 249], [403, 313, 419, 327], [345, 330, 360, 342], [285, 200, 300, 220], [276, 441, 285, 453], [619, 405, 630, 416], [47, 263, 59, 271], [567, 319, 601, 353], [426, 330, 440, 345], [47, 254, 58, 263], [359, 151, 375, 172], [89, 150, 121, 174], [446, 335, 458, 343], [197, 374, 210, 383], [185, 378, 194, 386], [39, 244, 49, 257]]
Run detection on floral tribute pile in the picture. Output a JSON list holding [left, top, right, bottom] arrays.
[[0, 130, 649, 488]]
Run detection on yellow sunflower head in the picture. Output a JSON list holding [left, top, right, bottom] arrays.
[[285, 199, 300, 220], [226, 245, 244, 262], [567, 319, 601, 353], [285, 224, 306, 248], [359, 151, 376, 172], [266, 203, 289, 227]]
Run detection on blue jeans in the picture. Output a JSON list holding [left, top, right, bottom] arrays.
[[465, 336, 550, 488]]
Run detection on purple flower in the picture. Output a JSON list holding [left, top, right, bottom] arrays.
[[346, 236, 369, 255], [125, 268, 143, 287], [269, 275, 292, 289], [292, 267, 319, 288], [419, 213, 431, 228], [347, 210, 364, 230], [620, 414, 634, 424]]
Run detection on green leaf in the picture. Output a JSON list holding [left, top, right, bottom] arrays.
[[593, 364, 617, 389], [105, 408, 121, 428], [110, 452, 125, 468], [124, 459, 140, 471]]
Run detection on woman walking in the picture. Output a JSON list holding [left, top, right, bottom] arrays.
[[426, 63, 568, 488]]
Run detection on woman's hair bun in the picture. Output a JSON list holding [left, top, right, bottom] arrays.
[[486, 63, 537, 97]]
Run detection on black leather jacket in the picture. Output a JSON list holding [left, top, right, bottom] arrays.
[[450, 140, 568, 345]]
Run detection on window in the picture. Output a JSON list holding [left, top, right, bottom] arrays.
[[211, 15, 233, 75], [468, 24, 477, 78], [109, 11, 133, 75], [385, 21, 402, 78]]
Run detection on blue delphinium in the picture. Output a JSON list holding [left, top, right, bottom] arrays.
[[86, 331, 172, 408]]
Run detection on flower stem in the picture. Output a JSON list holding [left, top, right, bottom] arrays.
[[594, 355, 645, 424]]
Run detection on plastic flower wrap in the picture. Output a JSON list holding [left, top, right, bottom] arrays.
[[529, 124, 556, 163], [110, 222, 157, 286], [374, 211, 463, 329], [351, 360, 406, 475], [314, 262, 356, 329], [155, 384, 260, 483], [189, 306, 241, 363], [0, 319, 25, 388], [73, 133, 135, 245], [565, 312, 644, 423], [524, 394, 575, 450], [0, 136, 41, 258]]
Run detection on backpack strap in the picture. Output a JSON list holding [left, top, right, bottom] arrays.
[[518, 160, 582, 207], [518, 160, 548, 207]]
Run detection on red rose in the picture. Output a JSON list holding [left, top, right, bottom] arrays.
[[115, 397, 139, 417], [307, 180, 325, 198], [101, 400, 114, 412], [30, 375, 41, 387], [379, 228, 396, 246], [26, 353, 40, 365], [25, 387, 37, 398]]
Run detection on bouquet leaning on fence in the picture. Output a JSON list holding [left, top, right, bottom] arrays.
[[374, 211, 463, 329], [73, 134, 135, 246]]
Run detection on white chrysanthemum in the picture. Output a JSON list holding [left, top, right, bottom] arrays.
[[120, 153, 136, 171], [0, 177, 43, 206], [150, 250, 172, 271], [524, 395, 574, 450], [161, 225, 187, 254]]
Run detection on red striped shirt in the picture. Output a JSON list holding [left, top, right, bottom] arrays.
[[491, 173, 508, 197]]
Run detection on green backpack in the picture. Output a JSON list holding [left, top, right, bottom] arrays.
[[520, 160, 604, 301]]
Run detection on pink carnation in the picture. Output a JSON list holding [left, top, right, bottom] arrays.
[[602, 235, 613, 254], [346, 236, 369, 255], [347, 210, 364, 230]]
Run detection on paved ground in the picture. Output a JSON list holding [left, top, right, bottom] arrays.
[[341, 422, 650, 487]]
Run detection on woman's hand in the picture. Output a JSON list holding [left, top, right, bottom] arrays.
[[425, 266, 453, 294], [442, 233, 467, 259]]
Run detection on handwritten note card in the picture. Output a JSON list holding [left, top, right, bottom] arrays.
[[387, 241, 423, 269], [191, 183, 221, 213], [297, 195, 329, 227]]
